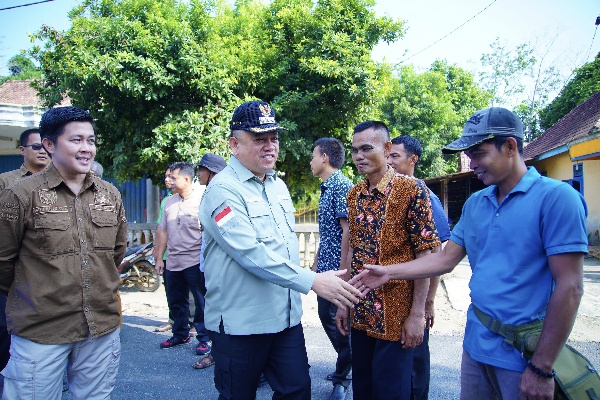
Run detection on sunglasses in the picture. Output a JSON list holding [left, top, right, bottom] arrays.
[[22, 143, 44, 151]]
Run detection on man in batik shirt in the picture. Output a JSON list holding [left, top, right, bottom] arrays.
[[336, 121, 440, 400], [310, 137, 354, 400]]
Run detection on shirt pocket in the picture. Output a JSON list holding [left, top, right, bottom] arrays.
[[278, 197, 296, 233], [90, 209, 119, 250], [33, 212, 74, 255], [246, 201, 274, 240]]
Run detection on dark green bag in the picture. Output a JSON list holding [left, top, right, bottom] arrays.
[[472, 304, 600, 400]]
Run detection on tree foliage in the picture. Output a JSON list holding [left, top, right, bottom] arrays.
[[539, 53, 600, 129], [30, 0, 405, 196], [380, 60, 491, 178], [479, 37, 563, 141], [1, 53, 42, 82]]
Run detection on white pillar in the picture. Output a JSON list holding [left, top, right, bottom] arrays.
[[146, 179, 160, 223]]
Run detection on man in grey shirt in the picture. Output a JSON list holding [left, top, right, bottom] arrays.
[[199, 100, 360, 399], [155, 162, 211, 355]]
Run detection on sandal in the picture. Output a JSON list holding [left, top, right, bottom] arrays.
[[193, 355, 215, 370]]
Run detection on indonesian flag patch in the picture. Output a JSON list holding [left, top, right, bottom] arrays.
[[215, 206, 235, 227]]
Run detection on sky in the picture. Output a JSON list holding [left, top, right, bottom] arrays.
[[1, 0, 599, 84]]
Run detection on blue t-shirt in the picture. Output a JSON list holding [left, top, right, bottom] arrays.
[[451, 167, 588, 372], [316, 170, 354, 273], [429, 189, 451, 242]]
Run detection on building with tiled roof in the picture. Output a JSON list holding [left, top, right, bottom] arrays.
[[0, 79, 70, 152], [0, 80, 43, 106], [523, 89, 600, 245]]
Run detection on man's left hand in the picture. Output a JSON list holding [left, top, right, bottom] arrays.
[[519, 367, 554, 400], [425, 299, 435, 328], [401, 313, 424, 349]]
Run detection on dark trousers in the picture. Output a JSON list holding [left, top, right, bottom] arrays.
[[0, 294, 9, 371], [317, 296, 352, 387], [209, 323, 311, 400], [351, 327, 414, 400], [165, 265, 209, 342], [411, 328, 430, 400], [162, 260, 174, 323], [163, 262, 195, 325]]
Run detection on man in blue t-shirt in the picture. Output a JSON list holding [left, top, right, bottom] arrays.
[[389, 135, 451, 400], [310, 137, 355, 400], [353, 108, 588, 400]]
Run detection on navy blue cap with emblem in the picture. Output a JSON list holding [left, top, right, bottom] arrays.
[[442, 107, 524, 154], [230, 100, 289, 134]]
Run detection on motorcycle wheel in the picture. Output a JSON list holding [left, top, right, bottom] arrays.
[[133, 260, 161, 292]]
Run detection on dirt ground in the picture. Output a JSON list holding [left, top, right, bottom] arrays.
[[120, 254, 600, 342]]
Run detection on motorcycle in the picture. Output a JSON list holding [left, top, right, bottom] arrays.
[[118, 242, 161, 292]]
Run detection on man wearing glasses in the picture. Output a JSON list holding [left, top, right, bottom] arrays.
[[0, 128, 50, 191], [0, 128, 50, 380]]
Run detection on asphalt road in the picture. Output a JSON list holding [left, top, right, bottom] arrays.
[[60, 317, 599, 400], [61, 317, 464, 400]]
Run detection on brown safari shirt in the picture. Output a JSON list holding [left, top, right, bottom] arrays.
[[0, 164, 33, 191], [347, 167, 440, 341], [0, 163, 128, 344]]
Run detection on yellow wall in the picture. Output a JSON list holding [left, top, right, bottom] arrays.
[[533, 152, 600, 245], [584, 160, 600, 244], [533, 153, 573, 181]]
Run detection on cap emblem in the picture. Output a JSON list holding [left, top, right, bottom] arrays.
[[467, 113, 485, 125]]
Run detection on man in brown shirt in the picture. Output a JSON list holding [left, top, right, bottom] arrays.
[[336, 121, 440, 400], [0, 106, 128, 399]]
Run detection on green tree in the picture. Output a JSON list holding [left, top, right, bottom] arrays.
[[31, 0, 236, 183], [1, 53, 42, 82], [479, 37, 563, 141], [31, 0, 405, 197], [219, 0, 405, 197], [540, 53, 600, 129], [380, 60, 491, 178]]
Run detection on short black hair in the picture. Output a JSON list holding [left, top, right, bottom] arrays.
[[168, 162, 195, 181], [353, 121, 390, 141], [391, 136, 422, 165], [19, 128, 40, 146], [314, 137, 345, 169], [39, 106, 95, 144]]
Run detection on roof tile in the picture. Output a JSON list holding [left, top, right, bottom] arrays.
[[524, 90, 600, 160]]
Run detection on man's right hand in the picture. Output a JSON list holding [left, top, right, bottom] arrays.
[[335, 307, 350, 336], [311, 270, 360, 310], [349, 264, 390, 295], [155, 259, 164, 276]]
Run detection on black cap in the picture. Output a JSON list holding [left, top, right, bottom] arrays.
[[442, 107, 524, 154], [197, 153, 226, 174], [39, 106, 94, 140], [230, 100, 288, 134]]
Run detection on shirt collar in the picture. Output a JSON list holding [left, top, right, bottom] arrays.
[[483, 166, 541, 199], [19, 164, 32, 176], [321, 169, 342, 189], [360, 166, 395, 195], [229, 155, 277, 183], [44, 162, 96, 192]]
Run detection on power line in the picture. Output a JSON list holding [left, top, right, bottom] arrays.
[[0, 0, 56, 12], [399, 0, 498, 64], [581, 16, 599, 62]]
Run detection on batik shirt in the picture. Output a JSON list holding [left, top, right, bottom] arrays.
[[347, 167, 440, 341], [316, 170, 354, 273]]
